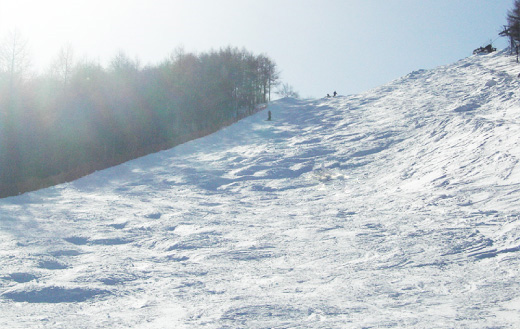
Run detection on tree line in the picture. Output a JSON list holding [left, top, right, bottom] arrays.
[[0, 33, 279, 197]]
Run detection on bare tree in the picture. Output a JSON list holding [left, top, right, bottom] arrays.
[[0, 30, 31, 186], [0, 29, 31, 89], [266, 58, 279, 102], [50, 43, 75, 87], [257, 54, 279, 102], [276, 82, 300, 99], [110, 50, 140, 74]]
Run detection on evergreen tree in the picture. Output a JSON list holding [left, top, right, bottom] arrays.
[[507, 0, 520, 60]]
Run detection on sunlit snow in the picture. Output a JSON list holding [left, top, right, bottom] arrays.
[[2, 50, 520, 328]]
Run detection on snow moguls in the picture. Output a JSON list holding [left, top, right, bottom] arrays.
[[2, 49, 520, 328], [2, 287, 111, 303], [3, 272, 38, 283], [37, 259, 69, 270], [63, 236, 132, 246]]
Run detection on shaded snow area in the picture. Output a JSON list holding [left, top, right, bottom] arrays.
[[3, 50, 520, 328]]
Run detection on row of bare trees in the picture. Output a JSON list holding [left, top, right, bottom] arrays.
[[0, 32, 279, 197]]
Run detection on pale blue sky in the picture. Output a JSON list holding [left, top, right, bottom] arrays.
[[0, 0, 514, 98]]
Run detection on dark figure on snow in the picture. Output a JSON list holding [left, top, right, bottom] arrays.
[[327, 94, 331, 98], [333, 91, 337, 97], [267, 110, 272, 121]]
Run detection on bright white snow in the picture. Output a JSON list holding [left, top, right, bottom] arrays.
[[2, 50, 520, 328]]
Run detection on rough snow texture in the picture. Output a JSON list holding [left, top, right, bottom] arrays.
[[2, 50, 520, 328]]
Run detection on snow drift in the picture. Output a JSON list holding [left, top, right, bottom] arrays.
[[2, 50, 520, 328]]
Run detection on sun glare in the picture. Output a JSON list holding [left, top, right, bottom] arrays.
[[1, 1, 68, 70]]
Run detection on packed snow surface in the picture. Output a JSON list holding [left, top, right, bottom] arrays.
[[2, 50, 520, 328]]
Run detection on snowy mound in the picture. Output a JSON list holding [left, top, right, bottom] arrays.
[[2, 50, 520, 328]]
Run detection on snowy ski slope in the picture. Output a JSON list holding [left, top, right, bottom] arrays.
[[2, 49, 520, 328]]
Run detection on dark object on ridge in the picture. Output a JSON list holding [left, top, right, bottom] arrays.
[[473, 44, 496, 55], [333, 91, 337, 97], [267, 110, 272, 121]]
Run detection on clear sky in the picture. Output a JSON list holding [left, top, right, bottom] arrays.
[[0, 0, 514, 98]]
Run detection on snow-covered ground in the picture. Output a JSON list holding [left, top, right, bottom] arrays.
[[2, 49, 520, 328]]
